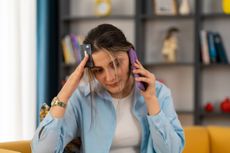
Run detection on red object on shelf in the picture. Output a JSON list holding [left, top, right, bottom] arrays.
[[220, 97, 230, 113], [204, 102, 214, 112]]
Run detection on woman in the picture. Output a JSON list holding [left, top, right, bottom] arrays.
[[32, 24, 185, 153]]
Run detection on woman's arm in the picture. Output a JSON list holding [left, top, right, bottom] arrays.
[[50, 52, 88, 118], [31, 53, 88, 153], [132, 60, 184, 153], [31, 94, 81, 153], [147, 87, 185, 153]]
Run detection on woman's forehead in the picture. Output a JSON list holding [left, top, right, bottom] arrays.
[[92, 50, 127, 66]]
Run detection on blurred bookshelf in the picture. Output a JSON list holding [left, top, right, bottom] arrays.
[[57, 0, 230, 126]]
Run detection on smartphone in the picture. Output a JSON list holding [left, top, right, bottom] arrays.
[[80, 44, 94, 68], [128, 48, 147, 91]]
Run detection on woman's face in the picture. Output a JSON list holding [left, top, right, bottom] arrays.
[[91, 49, 133, 98]]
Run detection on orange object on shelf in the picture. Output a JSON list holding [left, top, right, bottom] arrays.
[[223, 0, 230, 14]]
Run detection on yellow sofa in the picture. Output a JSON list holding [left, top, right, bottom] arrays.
[[0, 141, 31, 153], [0, 126, 230, 153], [183, 126, 230, 153]]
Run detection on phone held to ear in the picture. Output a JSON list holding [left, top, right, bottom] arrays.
[[128, 48, 148, 91], [80, 44, 94, 68]]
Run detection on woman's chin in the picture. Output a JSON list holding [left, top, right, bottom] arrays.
[[106, 86, 124, 97]]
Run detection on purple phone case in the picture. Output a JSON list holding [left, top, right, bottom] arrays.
[[128, 48, 146, 91]]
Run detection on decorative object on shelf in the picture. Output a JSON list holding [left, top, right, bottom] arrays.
[[40, 103, 50, 122], [153, 0, 177, 15], [179, 0, 190, 15], [220, 97, 230, 113], [222, 0, 230, 14], [162, 27, 179, 63], [95, 0, 111, 16], [204, 102, 214, 112]]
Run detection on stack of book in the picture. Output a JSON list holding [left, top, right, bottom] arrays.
[[61, 34, 85, 64], [200, 30, 229, 64]]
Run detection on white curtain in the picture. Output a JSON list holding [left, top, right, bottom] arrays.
[[0, 0, 36, 142]]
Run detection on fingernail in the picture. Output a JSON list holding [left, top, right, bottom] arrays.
[[84, 51, 88, 57]]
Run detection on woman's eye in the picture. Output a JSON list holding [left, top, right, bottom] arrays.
[[92, 69, 103, 74], [115, 60, 120, 66]]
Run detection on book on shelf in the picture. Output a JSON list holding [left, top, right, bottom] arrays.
[[200, 30, 210, 64], [213, 33, 229, 64], [61, 34, 85, 64], [200, 30, 229, 64], [207, 32, 217, 63]]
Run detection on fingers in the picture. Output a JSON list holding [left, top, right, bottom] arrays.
[[133, 60, 156, 84], [78, 51, 89, 70], [73, 51, 89, 74], [134, 59, 143, 69], [133, 61, 148, 77], [135, 76, 152, 84]]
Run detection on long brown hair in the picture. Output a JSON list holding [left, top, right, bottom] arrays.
[[83, 24, 134, 129]]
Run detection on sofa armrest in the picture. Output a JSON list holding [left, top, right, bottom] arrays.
[[0, 140, 31, 153]]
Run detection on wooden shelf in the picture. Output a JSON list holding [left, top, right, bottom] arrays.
[[201, 13, 230, 19], [200, 63, 230, 68], [62, 15, 135, 22], [140, 14, 194, 20], [176, 110, 194, 115], [200, 112, 230, 118], [144, 62, 194, 68]]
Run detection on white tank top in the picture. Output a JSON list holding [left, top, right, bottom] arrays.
[[110, 88, 141, 153]]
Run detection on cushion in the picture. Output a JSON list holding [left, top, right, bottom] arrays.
[[183, 126, 210, 153], [207, 126, 230, 153]]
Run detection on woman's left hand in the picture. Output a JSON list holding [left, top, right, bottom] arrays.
[[132, 60, 160, 115]]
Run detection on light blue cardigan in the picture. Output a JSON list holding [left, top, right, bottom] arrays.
[[32, 81, 185, 153]]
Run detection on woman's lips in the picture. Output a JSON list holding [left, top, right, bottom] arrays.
[[106, 82, 119, 87]]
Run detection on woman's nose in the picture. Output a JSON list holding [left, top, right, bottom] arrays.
[[105, 69, 116, 82]]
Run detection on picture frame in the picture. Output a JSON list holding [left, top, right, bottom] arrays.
[[153, 0, 177, 15]]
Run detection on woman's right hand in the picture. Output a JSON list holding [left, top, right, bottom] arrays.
[[50, 52, 89, 118], [57, 52, 89, 103]]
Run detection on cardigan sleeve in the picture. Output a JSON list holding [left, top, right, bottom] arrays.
[[146, 85, 185, 153], [31, 91, 81, 153]]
